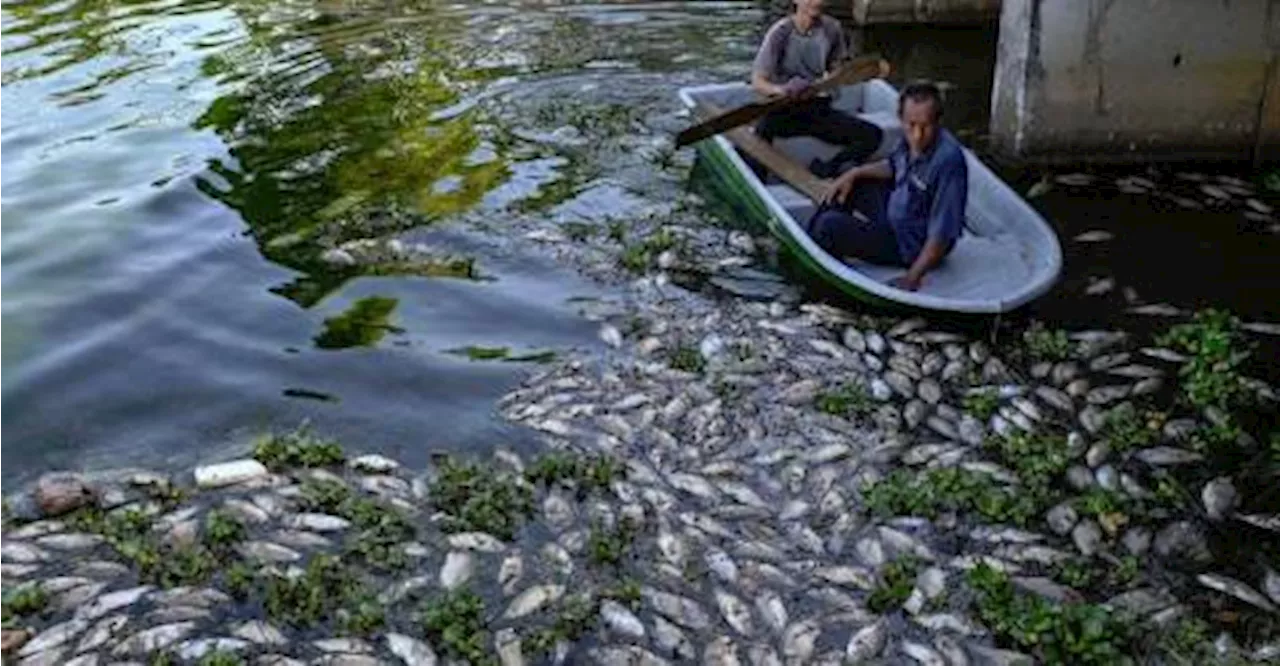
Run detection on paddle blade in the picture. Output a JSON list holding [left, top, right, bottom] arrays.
[[673, 54, 888, 149]]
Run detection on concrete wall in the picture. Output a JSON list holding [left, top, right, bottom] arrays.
[[848, 0, 1001, 25], [990, 0, 1280, 164]]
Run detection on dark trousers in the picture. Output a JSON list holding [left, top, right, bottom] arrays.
[[803, 181, 906, 266], [756, 97, 885, 174]]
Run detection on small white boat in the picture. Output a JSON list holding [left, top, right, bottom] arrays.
[[676, 78, 1063, 314]]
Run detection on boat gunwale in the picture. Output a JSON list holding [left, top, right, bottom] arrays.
[[676, 79, 1064, 314]]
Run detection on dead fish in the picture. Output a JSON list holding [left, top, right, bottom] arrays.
[[714, 588, 755, 637], [843, 328, 867, 352], [1011, 397, 1043, 421], [717, 481, 768, 509], [667, 472, 718, 500], [1026, 177, 1053, 199], [1085, 277, 1115, 296], [1200, 184, 1231, 200], [915, 613, 982, 636], [845, 620, 887, 662], [1243, 321, 1280, 336], [652, 616, 695, 661], [889, 318, 927, 338], [815, 566, 875, 590], [902, 640, 947, 666], [600, 600, 645, 638], [599, 323, 623, 348], [1246, 198, 1274, 214], [1055, 173, 1094, 186], [1074, 230, 1114, 242], [448, 532, 505, 552], [1034, 386, 1074, 412], [1107, 364, 1163, 379], [1141, 347, 1188, 363], [705, 549, 739, 584], [1127, 303, 1184, 317], [703, 636, 741, 666], [1135, 447, 1203, 465], [970, 527, 1044, 544], [747, 644, 782, 666], [503, 584, 563, 619], [782, 620, 821, 663], [644, 588, 711, 631], [440, 551, 475, 590], [1197, 573, 1278, 613], [679, 512, 735, 539], [754, 591, 788, 634]]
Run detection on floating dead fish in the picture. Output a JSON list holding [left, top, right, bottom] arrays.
[[1200, 184, 1232, 200], [714, 588, 755, 637], [902, 640, 946, 666], [600, 600, 645, 638], [1243, 321, 1280, 336], [1055, 173, 1094, 186], [844, 620, 887, 662], [782, 620, 821, 663], [503, 584, 563, 619], [1136, 447, 1204, 465], [1236, 513, 1280, 533], [1246, 198, 1274, 214], [1073, 230, 1114, 242], [1127, 303, 1184, 317], [1141, 347, 1188, 363], [1197, 573, 1278, 613], [1085, 277, 1115, 296], [1026, 178, 1053, 199]]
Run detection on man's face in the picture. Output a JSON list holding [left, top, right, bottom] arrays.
[[901, 97, 940, 156], [795, 0, 824, 20]]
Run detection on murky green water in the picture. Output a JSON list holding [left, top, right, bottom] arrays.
[[3, 0, 1278, 486]]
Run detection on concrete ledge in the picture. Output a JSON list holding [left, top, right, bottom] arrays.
[[990, 0, 1280, 165]]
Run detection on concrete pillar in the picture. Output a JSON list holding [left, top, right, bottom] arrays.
[[849, 0, 1001, 25], [990, 0, 1280, 164]]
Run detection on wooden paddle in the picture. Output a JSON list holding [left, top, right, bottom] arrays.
[[691, 99, 830, 202], [675, 54, 888, 149]]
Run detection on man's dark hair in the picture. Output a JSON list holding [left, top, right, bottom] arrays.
[[898, 81, 945, 121]]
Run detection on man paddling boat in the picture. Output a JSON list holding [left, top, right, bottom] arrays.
[[806, 81, 968, 292], [751, 0, 889, 178]]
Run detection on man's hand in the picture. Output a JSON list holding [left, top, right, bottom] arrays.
[[780, 77, 814, 98], [822, 171, 857, 204], [890, 273, 923, 291]]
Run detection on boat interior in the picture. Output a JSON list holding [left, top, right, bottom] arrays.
[[691, 82, 1059, 306]]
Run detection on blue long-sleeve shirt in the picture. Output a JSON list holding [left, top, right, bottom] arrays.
[[885, 129, 968, 264]]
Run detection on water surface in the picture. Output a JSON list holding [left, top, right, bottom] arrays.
[[4, 0, 1278, 488]]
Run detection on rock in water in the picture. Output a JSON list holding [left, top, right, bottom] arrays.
[[194, 460, 268, 489], [1201, 477, 1238, 521], [34, 473, 97, 518]]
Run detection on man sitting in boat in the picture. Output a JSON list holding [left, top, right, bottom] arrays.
[[806, 81, 967, 292], [750, 0, 887, 178]]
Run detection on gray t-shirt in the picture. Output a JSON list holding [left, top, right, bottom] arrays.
[[752, 15, 848, 84]]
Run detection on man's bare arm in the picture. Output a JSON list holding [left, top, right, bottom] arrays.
[[894, 237, 948, 291], [823, 159, 892, 204], [751, 71, 789, 98]]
